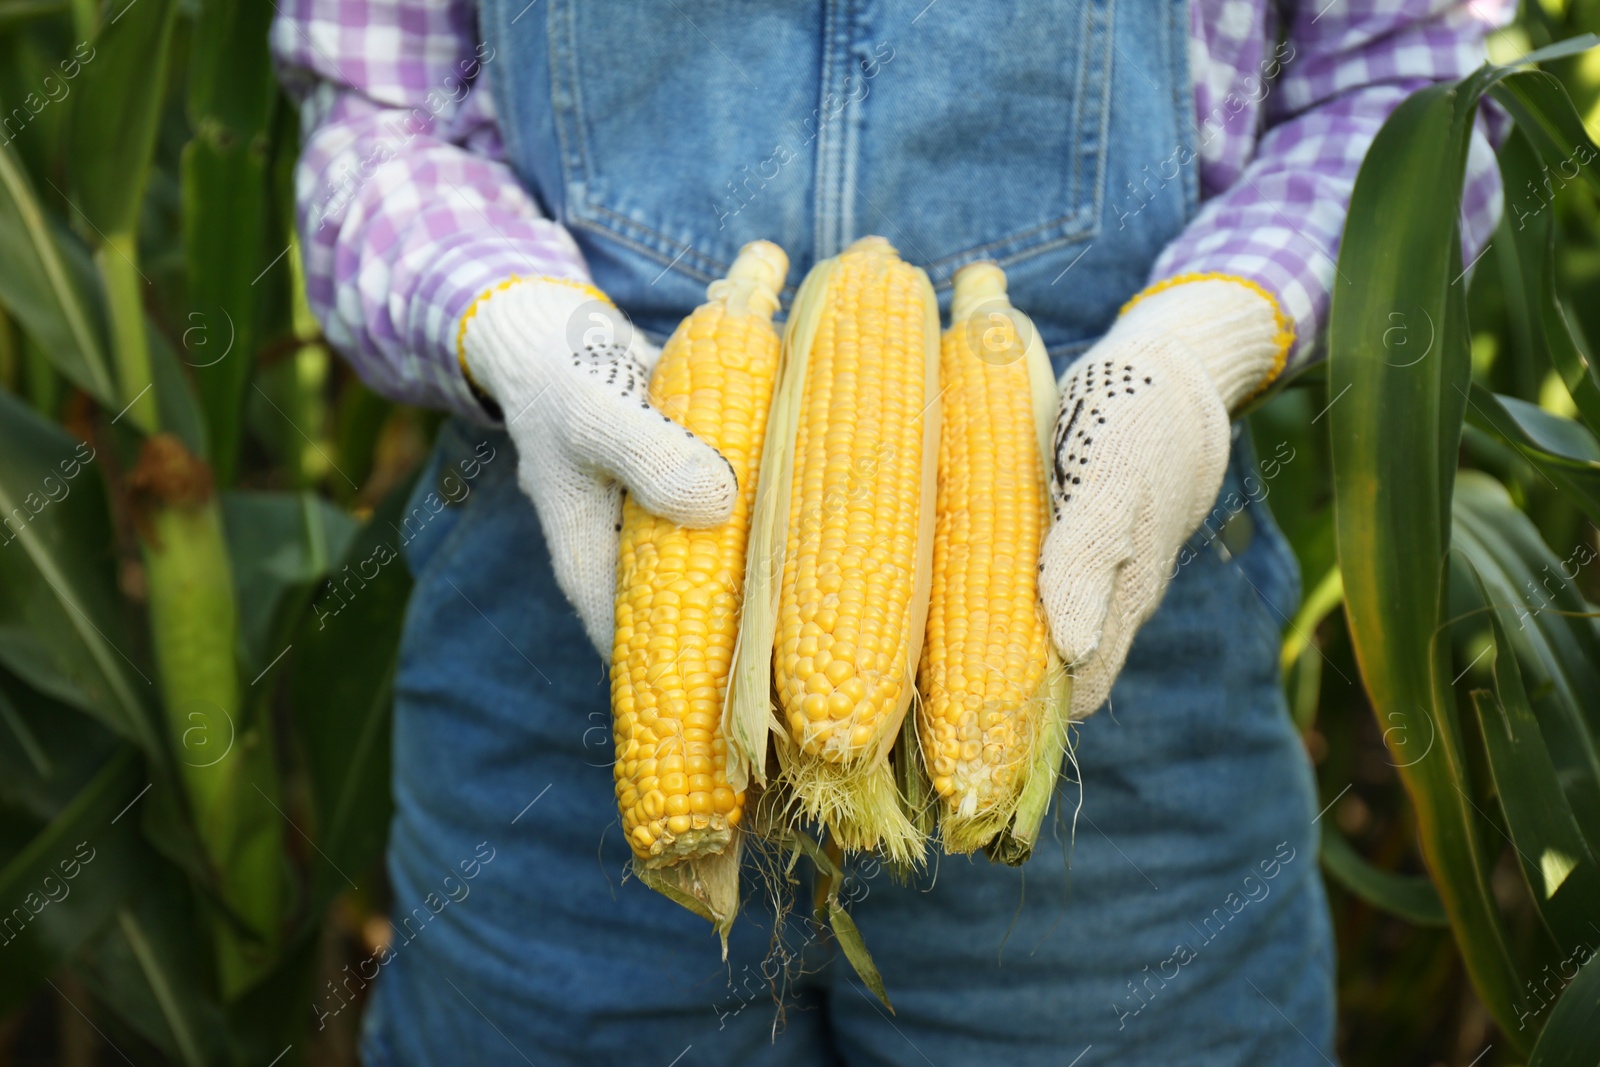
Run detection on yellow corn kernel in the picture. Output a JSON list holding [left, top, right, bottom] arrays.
[[775, 238, 934, 765], [610, 241, 787, 869], [916, 261, 1069, 857]]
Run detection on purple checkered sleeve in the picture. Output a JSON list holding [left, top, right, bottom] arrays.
[[271, 0, 1512, 412], [1160, 0, 1513, 375], [271, 0, 590, 420]]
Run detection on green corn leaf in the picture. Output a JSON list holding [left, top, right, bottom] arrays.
[[187, 0, 280, 133], [0, 139, 114, 406], [1468, 388, 1600, 465], [1453, 474, 1600, 859], [0, 746, 148, 1016], [828, 901, 892, 1013], [75, 861, 229, 1066], [1502, 34, 1600, 69], [0, 683, 52, 783], [1319, 827, 1448, 927], [770, 824, 892, 1010], [222, 490, 357, 680], [1322, 54, 1600, 1046], [0, 388, 158, 753], [894, 689, 936, 846], [782, 825, 843, 882], [183, 0, 281, 483], [0, 671, 126, 824], [65, 0, 178, 236], [1493, 129, 1600, 436], [181, 138, 268, 478], [0, 0, 68, 25], [1489, 67, 1600, 202], [1471, 682, 1600, 953], [115, 907, 209, 1067], [1528, 948, 1600, 1067], [1462, 561, 1600, 959], [1280, 565, 1343, 674], [1465, 386, 1600, 527], [287, 474, 415, 913], [222, 931, 322, 1063]]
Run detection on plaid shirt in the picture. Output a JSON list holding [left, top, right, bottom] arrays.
[[272, 0, 1511, 419]]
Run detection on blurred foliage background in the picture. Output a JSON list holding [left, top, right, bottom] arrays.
[[0, 0, 1595, 1064], [1256, 3, 1600, 1062]]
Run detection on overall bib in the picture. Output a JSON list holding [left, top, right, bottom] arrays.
[[359, 3, 1336, 1063]]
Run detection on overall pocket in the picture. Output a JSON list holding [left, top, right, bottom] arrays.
[[851, 0, 1115, 280], [545, 0, 827, 283]]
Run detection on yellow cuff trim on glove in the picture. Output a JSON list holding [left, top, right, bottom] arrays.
[[1122, 272, 1296, 401], [454, 275, 612, 392]]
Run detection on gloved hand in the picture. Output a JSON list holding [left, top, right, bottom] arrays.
[[1037, 276, 1292, 719], [459, 277, 738, 654]]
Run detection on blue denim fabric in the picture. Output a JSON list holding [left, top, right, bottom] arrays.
[[482, 0, 1196, 364], [362, 2, 1335, 1062], [360, 423, 1332, 1066]]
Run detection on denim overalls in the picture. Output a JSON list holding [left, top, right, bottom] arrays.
[[359, 2, 1336, 1063]]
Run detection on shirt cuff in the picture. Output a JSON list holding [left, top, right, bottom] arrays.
[[405, 222, 592, 422], [1120, 273, 1295, 407]]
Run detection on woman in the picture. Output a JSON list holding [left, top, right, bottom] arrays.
[[273, 1, 1506, 1062]]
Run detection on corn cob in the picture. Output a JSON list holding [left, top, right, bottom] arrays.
[[610, 240, 788, 938], [728, 236, 940, 865], [129, 434, 288, 996], [917, 262, 1071, 860]]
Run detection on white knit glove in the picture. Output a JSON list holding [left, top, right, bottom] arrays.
[[459, 278, 738, 654], [1037, 277, 1290, 719]]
